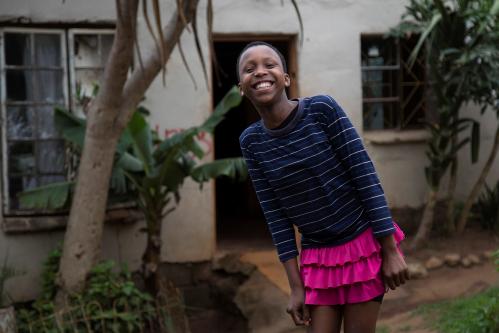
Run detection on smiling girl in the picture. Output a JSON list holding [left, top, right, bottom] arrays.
[[237, 41, 409, 333]]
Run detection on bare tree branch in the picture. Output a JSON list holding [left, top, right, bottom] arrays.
[[118, 0, 199, 126]]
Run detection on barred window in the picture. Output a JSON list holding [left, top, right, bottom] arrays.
[[361, 35, 426, 131], [1, 28, 113, 215]]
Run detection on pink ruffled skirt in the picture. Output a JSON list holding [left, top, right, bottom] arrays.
[[299, 223, 405, 305]]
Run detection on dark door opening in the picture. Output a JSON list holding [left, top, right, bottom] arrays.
[[213, 36, 298, 251]]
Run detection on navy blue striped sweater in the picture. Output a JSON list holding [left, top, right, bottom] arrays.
[[239, 95, 395, 262]]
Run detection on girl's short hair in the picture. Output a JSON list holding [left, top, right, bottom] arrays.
[[236, 41, 287, 81]]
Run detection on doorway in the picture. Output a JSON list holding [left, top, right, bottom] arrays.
[[212, 35, 298, 251]]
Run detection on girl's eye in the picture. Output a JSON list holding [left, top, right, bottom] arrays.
[[266, 63, 276, 68], [245, 67, 254, 73]]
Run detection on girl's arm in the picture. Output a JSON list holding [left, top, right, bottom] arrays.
[[319, 95, 409, 288], [378, 234, 410, 289], [283, 257, 311, 326]]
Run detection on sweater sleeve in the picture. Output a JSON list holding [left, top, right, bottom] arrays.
[[319, 96, 395, 238], [240, 142, 299, 262]]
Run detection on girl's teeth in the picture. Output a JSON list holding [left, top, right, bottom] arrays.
[[256, 82, 272, 89]]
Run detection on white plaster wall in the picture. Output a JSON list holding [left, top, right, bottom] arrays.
[[1, 0, 498, 301]]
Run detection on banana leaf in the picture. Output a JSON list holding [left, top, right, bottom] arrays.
[[18, 181, 74, 210]]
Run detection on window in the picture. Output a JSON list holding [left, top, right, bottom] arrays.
[[361, 35, 426, 131], [1, 28, 113, 215]]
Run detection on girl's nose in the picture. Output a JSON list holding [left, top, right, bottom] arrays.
[[254, 65, 267, 76]]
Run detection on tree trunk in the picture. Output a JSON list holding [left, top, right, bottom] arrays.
[[142, 211, 163, 296], [411, 188, 439, 250], [56, 0, 139, 299], [456, 125, 499, 233], [56, 0, 199, 299], [445, 139, 458, 234]]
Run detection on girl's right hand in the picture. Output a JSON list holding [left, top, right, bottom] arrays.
[[286, 287, 311, 326]]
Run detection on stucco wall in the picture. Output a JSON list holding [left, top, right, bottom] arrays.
[[0, 0, 498, 301]]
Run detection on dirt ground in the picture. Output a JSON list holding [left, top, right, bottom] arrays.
[[379, 225, 499, 332]]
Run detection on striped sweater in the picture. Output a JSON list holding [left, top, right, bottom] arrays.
[[239, 95, 395, 262]]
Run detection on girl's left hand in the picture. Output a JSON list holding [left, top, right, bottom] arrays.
[[381, 248, 410, 290]]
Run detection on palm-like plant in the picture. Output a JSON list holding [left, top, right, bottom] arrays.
[[391, 0, 499, 247], [20, 86, 247, 294]]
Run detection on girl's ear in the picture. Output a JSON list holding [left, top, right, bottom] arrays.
[[284, 73, 291, 87], [238, 83, 244, 96]]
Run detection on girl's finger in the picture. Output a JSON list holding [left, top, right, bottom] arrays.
[[302, 305, 311, 326], [292, 308, 305, 325]]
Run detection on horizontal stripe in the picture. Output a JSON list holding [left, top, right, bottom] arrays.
[[239, 95, 394, 262]]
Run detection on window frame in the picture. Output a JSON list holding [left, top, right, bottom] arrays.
[[0, 27, 69, 216], [361, 33, 426, 132], [68, 28, 115, 112]]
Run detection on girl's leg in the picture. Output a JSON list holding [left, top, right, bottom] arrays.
[[307, 305, 342, 333], [342, 300, 381, 333]]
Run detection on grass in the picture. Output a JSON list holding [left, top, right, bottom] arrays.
[[416, 287, 499, 333]]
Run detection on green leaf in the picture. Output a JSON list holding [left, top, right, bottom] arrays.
[[54, 107, 86, 149], [201, 86, 242, 133], [18, 181, 74, 210], [117, 152, 144, 172], [161, 159, 188, 191], [408, 12, 442, 67], [127, 112, 154, 174], [191, 157, 247, 184]]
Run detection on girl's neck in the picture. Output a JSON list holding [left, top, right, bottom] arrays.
[[256, 95, 298, 129]]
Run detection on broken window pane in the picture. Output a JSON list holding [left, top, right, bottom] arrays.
[[37, 106, 59, 139], [74, 34, 100, 67], [75, 68, 101, 97], [8, 141, 35, 174], [6, 69, 33, 101], [9, 176, 37, 209], [35, 34, 61, 67], [35, 70, 64, 103], [5, 33, 31, 66], [7, 107, 34, 139], [37, 140, 65, 174]]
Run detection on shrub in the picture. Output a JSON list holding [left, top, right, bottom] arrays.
[[16, 247, 184, 332], [472, 181, 499, 231]]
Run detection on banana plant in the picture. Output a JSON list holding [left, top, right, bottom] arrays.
[[19, 86, 247, 295]]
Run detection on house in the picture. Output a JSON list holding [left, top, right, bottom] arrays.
[[1, 0, 497, 302]]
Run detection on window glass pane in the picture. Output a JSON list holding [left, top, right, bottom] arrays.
[[8, 141, 35, 174], [9, 176, 37, 210], [100, 34, 114, 65], [6, 69, 33, 101], [361, 37, 397, 67], [39, 175, 66, 186], [35, 34, 61, 67], [362, 69, 398, 99], [5, 33, 31, 66], [73, 34, 100, 67], [7, 106, 34, 139], [35, 70, 64, 103], [37, 140, 65, 174], [37, 106, 59, 139], [363, 101, 399, 130], [75, 68, 102, 97]]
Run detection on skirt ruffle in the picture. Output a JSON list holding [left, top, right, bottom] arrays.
[[299, 223, 405, 305]]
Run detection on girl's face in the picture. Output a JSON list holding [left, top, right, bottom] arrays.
[[238, 45, 290, 106]]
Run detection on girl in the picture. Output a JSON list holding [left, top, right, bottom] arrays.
[[238, 41, 409, 333]]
